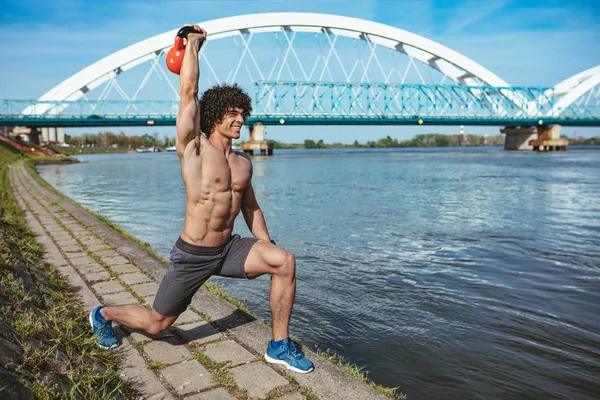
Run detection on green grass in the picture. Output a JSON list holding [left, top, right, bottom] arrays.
[[0, 141, 140, 399], [193, 352, 247, 398], [147, 361, 167, 370], [314, 346, 406, 399]]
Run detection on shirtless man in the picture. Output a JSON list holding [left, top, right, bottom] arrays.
[[89, 24, 314, 374]]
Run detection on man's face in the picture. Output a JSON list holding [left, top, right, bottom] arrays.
[[214, 107, 245, 139]]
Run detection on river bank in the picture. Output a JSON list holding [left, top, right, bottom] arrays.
[[2, 144, 403, 399]]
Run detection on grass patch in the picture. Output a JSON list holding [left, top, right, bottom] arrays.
[[193, 352, 247, 398], [147, 361, 167, 370], [314, 347, 406, 399], [0, 141, 140, 399], [204, 281, 249, 313]]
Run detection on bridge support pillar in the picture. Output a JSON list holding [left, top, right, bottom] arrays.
[[500, 125, 568, 151], [529, 125, 568, 151], [10, 126, 41, 145], [41, 127, 65, 145], [240, 122, 274, 156]]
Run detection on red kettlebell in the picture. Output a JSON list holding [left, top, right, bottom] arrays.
[[166, 26, 200, 75]]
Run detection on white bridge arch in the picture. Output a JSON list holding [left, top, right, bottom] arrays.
[[32, 13, 512, 109], [551, 65, 600, 113], [27, 12, 597, 119]]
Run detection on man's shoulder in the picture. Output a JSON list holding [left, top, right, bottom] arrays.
[[234, 150, 252, 163]]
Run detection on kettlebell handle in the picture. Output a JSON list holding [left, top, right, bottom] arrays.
[[176, 26, 200, 39]]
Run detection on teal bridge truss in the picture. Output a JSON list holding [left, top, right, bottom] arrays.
[[1, 82, 599, 127]]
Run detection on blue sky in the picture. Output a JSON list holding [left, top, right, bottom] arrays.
[[1, 0, 599, 142]]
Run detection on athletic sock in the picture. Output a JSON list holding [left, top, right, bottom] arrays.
[[272, 338, 287, 348], [95, 307, 106, 322]]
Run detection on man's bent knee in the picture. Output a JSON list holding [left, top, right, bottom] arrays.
[[276, 251, 296, 279], [146, 311, 176, 335]]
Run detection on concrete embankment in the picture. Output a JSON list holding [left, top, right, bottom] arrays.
[[8, 161, 393, 400]]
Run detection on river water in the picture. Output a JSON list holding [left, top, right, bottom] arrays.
[[38, 147, 600, 399]]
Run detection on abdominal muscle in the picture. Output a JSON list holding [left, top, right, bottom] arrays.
[[181, 189, 242, 246], [179, 139, 246, 247]]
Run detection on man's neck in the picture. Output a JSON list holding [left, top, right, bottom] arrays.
[[208, 134, 232, 156]]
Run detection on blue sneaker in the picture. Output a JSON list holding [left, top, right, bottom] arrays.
[[89, 306, 119, 349], [264, 338, 314, 373]]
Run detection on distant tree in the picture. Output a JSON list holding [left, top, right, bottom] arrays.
[[304, 139, 317, 149], [116, 132, 129, 148], [433, 135, 449, 147], [163, 136, 176, 147]]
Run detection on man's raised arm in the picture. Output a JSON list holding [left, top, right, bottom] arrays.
[[176, 25, 207, 157]]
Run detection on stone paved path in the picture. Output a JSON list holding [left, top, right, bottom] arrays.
[[9, 161, 389, 400]]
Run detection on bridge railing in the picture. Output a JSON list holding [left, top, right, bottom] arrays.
[[254, 81, 552, 117], [1, 82, 599, 127]]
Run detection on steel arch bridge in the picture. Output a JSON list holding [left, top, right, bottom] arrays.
[[1, 13, 599, 127]]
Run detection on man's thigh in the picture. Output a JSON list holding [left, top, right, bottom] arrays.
[[243, 240, 289, 279], [216, 234, 259, 279], [154, 244, 220, 316]]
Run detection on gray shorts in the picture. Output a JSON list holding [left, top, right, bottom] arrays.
[[153, 234, 258, 317]]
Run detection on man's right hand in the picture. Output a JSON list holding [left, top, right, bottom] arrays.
[[184, 24, 207, 47]]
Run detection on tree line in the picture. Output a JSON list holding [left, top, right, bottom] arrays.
[[65, 131, 175, 149], [567, 136, 600, 145], [300, 133, 505, 149]]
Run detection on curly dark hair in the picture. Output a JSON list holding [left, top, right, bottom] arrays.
[[199, 84, 252, 137]]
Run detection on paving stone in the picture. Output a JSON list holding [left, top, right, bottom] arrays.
[[69, 256, 96, 266], [175, 321, 222, 345], [80, 238, 103, 245], [65, 252, 88, 260], [111, 263, 139, 274], [128, 328, 175, 343], [173, 309, 203, 325], [48, 228, 69, 235], [101, 291, 139, 306], [144, 295, 156, 307], [61, 245, 84, 253], [278, 393, 306, 400], [92, 280, 126, 294], [186, 388, 236, 400], [229, 363, 289, 398], [43, 254, 69, 267], [87, 243, 112, 252], [55, 240, 78, 247], [94, 249, 120, 258], [76, 263, 105, 274], [83, 271, 111, 282], [52, 234, 73, 241], [119, 338, 174, 400], [120, 272, 151, 285], [202, 340, 256, 365], [144, 339, 192, 364], [101, 255, 130, 266], [130, 282, 159, 297], [160, 361, 215, 395]]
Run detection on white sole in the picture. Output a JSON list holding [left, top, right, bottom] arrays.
[[264, 353, 314, 374], [89, 309, 95, 331]]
